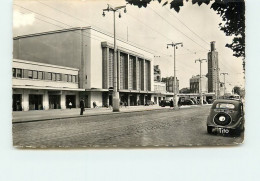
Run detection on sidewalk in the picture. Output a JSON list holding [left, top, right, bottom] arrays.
[[12, 105, 167, 123]]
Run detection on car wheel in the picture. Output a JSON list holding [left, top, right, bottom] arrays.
[[207, 126, 212, 134]]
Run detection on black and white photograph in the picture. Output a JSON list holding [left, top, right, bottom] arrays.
[[12, 0, 245, 148]]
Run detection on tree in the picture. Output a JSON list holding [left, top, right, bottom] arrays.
[[126, 0, 245, 70], [233, 86, 241, 95], [179, 87, 190, 93]]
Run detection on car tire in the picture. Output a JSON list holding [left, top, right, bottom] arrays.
[[207, 126, 212, 134]]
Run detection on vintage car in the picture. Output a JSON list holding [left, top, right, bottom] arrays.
[[160, 100, 171, 107], [207, 99, 245, 135]]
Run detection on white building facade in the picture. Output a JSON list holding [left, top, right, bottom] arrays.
[[13, 27, 154, 110]]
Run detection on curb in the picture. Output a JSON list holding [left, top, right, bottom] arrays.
[[12, 107, 165, 124]]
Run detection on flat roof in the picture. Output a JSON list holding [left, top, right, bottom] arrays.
[[13, 26, 154, 55]]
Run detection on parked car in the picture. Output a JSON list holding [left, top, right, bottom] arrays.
[[207, 99, 245, 136], [160, 100, 171, 107], [178, 98, 195, 106]]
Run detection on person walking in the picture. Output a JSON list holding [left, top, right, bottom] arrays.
[[69, 101, 72, 109], [170, 99, 174, 109], [80, 98, 85, 115]]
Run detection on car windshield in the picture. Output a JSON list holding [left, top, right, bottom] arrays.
[[215, 103, 235, 109]]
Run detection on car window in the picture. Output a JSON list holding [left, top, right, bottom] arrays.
[[215, 103, 235, 109]]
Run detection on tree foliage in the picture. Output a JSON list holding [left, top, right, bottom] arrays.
[[126, 0, 245, 69]]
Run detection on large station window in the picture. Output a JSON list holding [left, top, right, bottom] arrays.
[[56, 73, 61, 81], [49, 95, 61, 109], [12, 68, 22, 78], [13, 94, 22, 111], [29, 94, 43, 110], [33, 70, 38, 79], [47, 72, 52, 80], [28, 70, 33, 79], [66, 95, 76, 108], [38, 71, 43, 79]]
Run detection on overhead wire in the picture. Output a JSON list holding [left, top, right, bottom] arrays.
[[148, 6, 209, 51]]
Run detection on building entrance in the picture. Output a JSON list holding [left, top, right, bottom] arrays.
[[13, 94, 22, 111], [66, 95, 76, 108], [49, 95, 61, 109], [29, 94, 43, 110]]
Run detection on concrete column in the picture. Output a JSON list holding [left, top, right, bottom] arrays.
[[127, 94, 130, 106], [106, 47, 109, 89], [143, 59, 146, 91], [117, 50, 121, 91], [22, 89, 29, 111], [60, 91, 66, 109], [43, 90, 49, 110], [127, 54, 130, 90], [76, 92, 80, 108]]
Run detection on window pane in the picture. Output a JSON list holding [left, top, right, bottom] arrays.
[[56, 73, 61, 81], [216, 103, 235, 109], [38, 71, 43, 79], [17, 69, 22, 78], [28, 70, 33, 79], [72, 75, 76, 82], [52, 73, 55, 81], [65, 74, 68, 82], [13, 68, 16, 77], [48, 72, 52, 80], [68, 75, 72, 82], [33, 71, 38, 79]]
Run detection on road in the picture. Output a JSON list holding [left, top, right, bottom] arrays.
[[12, 106, 244, 148]]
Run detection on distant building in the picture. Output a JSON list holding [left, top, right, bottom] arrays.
[[161, 76, 179, 94], [154, 65, 161, 82], [190, 75, 208, 93], [208, 41, 219, 94]]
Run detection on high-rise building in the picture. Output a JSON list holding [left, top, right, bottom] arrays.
[[207, 41, 219, 94], [161, 76, 179, 93], [190, 75, 208, 93], [154, 65, 161, 82]]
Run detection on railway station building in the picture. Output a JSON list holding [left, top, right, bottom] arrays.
[[13, 27, 155, 110]]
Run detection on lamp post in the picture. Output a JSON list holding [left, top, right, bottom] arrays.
[[220, 72, 228, 96], [103, 4, 127, 112], [195, 58, 207, 105], [167, 42, 183, 109]]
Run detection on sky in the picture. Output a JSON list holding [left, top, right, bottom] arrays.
[[12, 0, 245, 92]]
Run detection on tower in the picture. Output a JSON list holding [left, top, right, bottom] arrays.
[[208, 41, 219, 94]]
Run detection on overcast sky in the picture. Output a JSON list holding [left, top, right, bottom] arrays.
[[13, 0, 245, 91]]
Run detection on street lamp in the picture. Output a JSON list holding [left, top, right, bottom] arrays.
[[103, 4, 127, 112], [167, 42, 183, 109], [220, 72, 228, 96], [195, 58, 207, 105]]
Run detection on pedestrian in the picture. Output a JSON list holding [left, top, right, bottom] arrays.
[[69, 101, 72, 109], [93, 101, 97, 108], [80, 98, 85, 115], [124, 101, 127, 108], [170, 99, 174, 109]]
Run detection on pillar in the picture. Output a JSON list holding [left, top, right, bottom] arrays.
[[43, 90, 49, 110], [22, 89, 29, 111], [60, 91, 66, 109]]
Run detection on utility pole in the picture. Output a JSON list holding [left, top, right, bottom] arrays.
[[220, 72, 228, 96], [195, 58, 207, 105], [103, 4, 127, 112], [167, 42, 183, 109]]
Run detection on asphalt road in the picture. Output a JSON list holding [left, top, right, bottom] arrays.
[[13, 105, 244, 148]]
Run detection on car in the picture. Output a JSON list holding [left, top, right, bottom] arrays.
[[160, 100, 171, 107], [207, 99, 245, 136]]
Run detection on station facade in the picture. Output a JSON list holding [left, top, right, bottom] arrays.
[[13, 27, 157, 110]]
